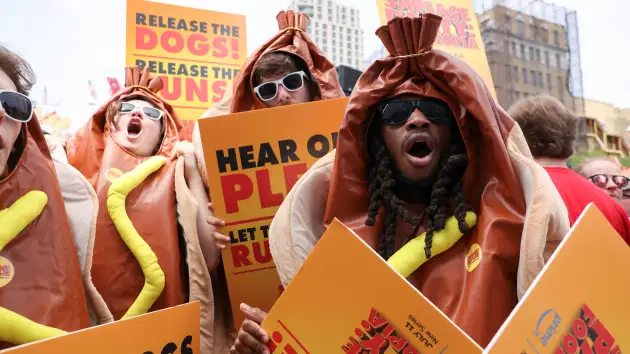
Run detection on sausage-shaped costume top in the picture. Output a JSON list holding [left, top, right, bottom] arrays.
[[269, 15, 570, 347], [230, 10, 345, 113], [65, 67, 231, 353], [0, 118, 91, 349]]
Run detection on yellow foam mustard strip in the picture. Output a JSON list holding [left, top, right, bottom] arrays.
[[107, 156, 167, 319], [0, 191, 68, 345], [387, 212, 477, 278]]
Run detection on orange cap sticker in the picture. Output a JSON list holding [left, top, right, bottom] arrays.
[[465, 243, 482, 272], [0, 256, 15, 288]]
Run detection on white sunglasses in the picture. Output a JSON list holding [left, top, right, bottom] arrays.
[[119, 102, 164, 120], [0, 89, 34, 123], [253, 71, 309, 102]]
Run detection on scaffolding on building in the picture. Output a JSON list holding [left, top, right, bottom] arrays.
[[475, 0, 584, 118]]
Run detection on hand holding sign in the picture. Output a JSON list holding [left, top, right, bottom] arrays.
[[232, 303, 270, 354], [207, 202, 230, 249]]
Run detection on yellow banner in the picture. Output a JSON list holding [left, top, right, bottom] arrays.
[[261, 219, 482, 353], [486, 204, 630, 353], [375, 0, 496, 98], [1, 302, 200, 354], [198, 98, 348, 326], [125, 0, 246, 120]]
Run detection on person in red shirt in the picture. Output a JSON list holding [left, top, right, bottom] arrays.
[[510, 95, 630, 244]]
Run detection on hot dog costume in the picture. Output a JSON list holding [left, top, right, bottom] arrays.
[[0, 117, 95, 349], [269, 15, 570, 347], [230, 10, 344, 113], [65, 67, 232, 353]]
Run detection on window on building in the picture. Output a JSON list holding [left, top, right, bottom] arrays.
[[342, 6, 346, 12], [546, 73, 551, 90], [541, 28, 549, 43], [528, 46, 534, 61], [333, 54, 337, 62], [350, 8, 354, 15], [520, 44, 525, 58], [513, 66, 519, 82], [554, 30, 560, 46], [536, 49, 541, 63], [556, 53, 562, 69], [557, 76, 564, 93], [545, 50, 549, 67], [529, 23, 536, 38], [315, 30, 319, 36], [504, 14, 511, 26], [332, 39, 336, 45], [517, 19, 525, 36], [531, 70, 536, 86], [506, 64, 511, 80], [510, 42, 516, 55], [538, 72, 543, 88], [522, 68, 527, 84], [347, 50, 351, 57]]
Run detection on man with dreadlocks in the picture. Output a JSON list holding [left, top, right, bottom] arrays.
[[230, 14, 573, 351]]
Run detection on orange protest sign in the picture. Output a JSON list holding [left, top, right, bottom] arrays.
[[485, 204, 630, 353], [198, 98, 348, 327], [261, 218, 482, 353], [0, 302, 200, 354], [375, 0, 496, 98], [125, 0, 246, 120]]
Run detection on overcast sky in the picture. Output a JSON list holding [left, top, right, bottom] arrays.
[[1, 0, 628, 131]]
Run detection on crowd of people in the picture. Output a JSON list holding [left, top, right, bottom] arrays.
[[1, 10, 628, 354]]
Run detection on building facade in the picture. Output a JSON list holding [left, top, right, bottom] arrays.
[[478, 4, 576, 112], [288, 0, 364, 70]]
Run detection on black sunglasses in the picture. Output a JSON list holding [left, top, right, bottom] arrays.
[[377, 99, 453, 125], [588, 174, 629, 189], [0, 90, 33, 123]]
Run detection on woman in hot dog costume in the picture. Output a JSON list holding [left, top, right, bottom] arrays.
[[65, 66, 232, 353], [0, 46, 95, 349], [266, 15, 571, 348]]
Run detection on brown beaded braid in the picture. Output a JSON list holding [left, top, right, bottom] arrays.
[[365, 115, 471, 260]]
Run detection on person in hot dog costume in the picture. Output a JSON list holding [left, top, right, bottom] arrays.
[[0, 46, 96, 349], [233, 15, 572, 351], [199, 11, 345, 353], [64, 66, 231, 353]]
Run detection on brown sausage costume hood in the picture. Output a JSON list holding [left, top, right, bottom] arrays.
[[65, 67, 233, 353], [269, 15, 569, 347], [0, 117, 91, 348], [230, 10, 344, 112]]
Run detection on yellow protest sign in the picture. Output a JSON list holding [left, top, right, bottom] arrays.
[[126, 0, 246, 121], [0, 302, 200, 354], [198, 98, 348, 326], [486, 204, 630, 353], [376, 0, 496, 98], [261, 219, 482, 353]]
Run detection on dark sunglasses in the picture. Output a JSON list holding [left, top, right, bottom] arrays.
[[588, 174, 629, 189], [0, 90, 33, 123], [253, 71, 309, 101], [119, 102, 164, 120], [377, 99, 453, 125]]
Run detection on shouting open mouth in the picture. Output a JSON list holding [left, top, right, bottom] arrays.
[[127, 117, 143, 140], [404, 134, 435, 168]]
